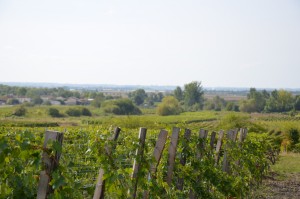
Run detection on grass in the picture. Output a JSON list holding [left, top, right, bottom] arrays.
[[271, 153, 300, 174]]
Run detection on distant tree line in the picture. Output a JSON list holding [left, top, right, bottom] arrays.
[[239, 88, 300, 113]]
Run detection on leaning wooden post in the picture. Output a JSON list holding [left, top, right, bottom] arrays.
[[37, 130, 64, 199], [214, 130, 224, 166], [143, 129, 168, 199], [166, 127, 180, 186], [176, 129, 191, 191], [93, 127, 121, 199], [131, 127, 147, 199]]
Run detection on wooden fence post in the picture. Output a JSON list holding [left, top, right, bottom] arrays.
[[93, 127, 121, 199], [166, 127, 180, 186], [214, 130, 224, 166], [222, 129, 239, 173], [190, 129, 208, 199], [143, 129, 168, 199], [210, 131, 217, 151], [177, 129, 191, 191], [131, 127, 147, 199], [37, 130, 64, 199], [197, 129, 208, 159]]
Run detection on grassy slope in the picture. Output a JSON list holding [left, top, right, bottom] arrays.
[[271, 153, 300, 173]]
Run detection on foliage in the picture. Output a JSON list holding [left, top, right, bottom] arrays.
[[65, 108, 82, 117], [32, 96, 43, 105], [294, 95, 300, 111], [103, 99, 142, 115], [265, 90, 294, 112], [217, 113, 266, 133], [13, 106, 26, 116], [65, 107, 92, 117], [173, 86, 183, 101], [288, 128, 299, 146], [204, 95, 227, 111], [129, 89, 148, 106], [156, 96, 182, 116], [183, 81, 204, 110], [145, 92, 164, 106], [225, 102, 239, 111], [48, 108, 62, 117], [0, 126, 274, 198], [6, 98, 20, 105], [90, 93, 105, 108], [81, 107, 92, 116]]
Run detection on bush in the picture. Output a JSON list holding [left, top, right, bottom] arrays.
[[156, 96, 182, 116], [66, 108, 82, 117], [81, 107, 92, 116], [48, 108, 62, 117], [288, 128, 299, 146], [13, 106, 26, 116], [103, 99, 141, 115]]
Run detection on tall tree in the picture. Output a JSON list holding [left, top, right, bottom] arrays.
[[130, 89, 147, 106], [173, 86, 183, 101], [265, 90, 294, 112], [183, 81, 204, 110]]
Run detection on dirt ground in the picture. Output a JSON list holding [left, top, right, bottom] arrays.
[[254, 173, 300, 199]]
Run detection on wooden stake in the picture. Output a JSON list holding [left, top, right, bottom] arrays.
[[143, 129, 168, 199], [131, 127, 147, 199], [37, 130, 63, 199], [93, 127, 121, 199], [166, 127, 180, 186]]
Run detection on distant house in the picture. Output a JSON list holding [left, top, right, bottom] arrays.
[[100, 91, 129, 98], [50, 100, 61, 105], [41, 96, 52, 101], [17, 97, 31, 103], [0, 100, 6, 105], [56, 97, 66, 101], [65, 98, 78, 105]]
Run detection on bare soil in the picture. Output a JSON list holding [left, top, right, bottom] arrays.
[[254, 173, 300, 199]]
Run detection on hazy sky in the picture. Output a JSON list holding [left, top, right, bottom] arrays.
[[0, 0, 299, 88]]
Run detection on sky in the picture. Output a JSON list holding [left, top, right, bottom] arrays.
[[0, 0, 299, 88]]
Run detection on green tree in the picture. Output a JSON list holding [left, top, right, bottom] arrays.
[[265, 90, 294, 112], [156, 96, 182, 116], [173, 86, 183, 101], [183, 81, 204, 110], [204, 96, 226, 111], [239, 99, 256, 113], [17, 87, 27, 96], [294, 95, 300, 111], [130, 89, 147, 106], [32, 96, 43, 105]]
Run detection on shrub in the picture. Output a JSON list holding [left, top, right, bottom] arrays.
[[288, 128, 299, 146], [48, 108, 62, 117], [156, 96, 182, 116], [103, 99, 141, 115], [13, 106, 26, 116], [81, 107, 92, 116], [66, 108, 82, 117]]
